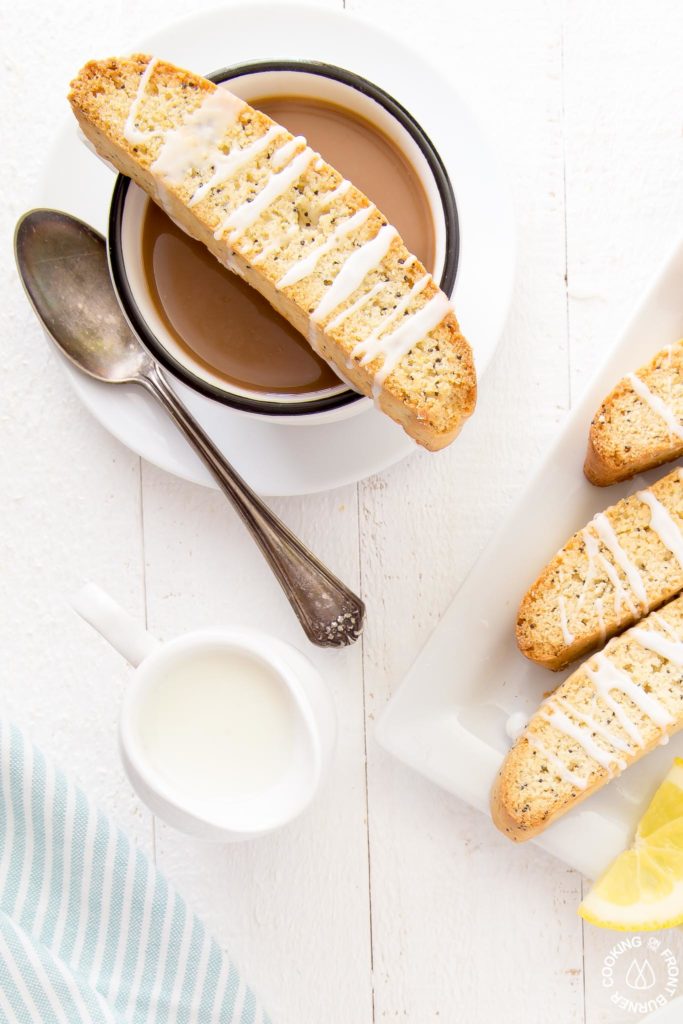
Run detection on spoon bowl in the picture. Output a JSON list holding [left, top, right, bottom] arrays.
[[15, 208, 365, 647], [16, 209, 152, 383]]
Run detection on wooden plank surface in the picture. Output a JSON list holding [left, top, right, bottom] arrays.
[[352, 2, 582, 1020], [2, 0, 682, 1020]]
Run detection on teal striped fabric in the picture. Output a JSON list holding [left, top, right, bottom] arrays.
[[0, 720, 272, 1024]]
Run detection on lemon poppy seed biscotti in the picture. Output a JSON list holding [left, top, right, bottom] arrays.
[[585, 340, 683, 486], [493, 594, 683, 841], [68, 55, 476, 450], [516, 467, 683, 671]]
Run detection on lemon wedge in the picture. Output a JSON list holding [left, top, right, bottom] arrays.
[[580, 758, 683, 931]]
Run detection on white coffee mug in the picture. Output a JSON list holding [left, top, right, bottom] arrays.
[[72, 583, 336, 841]]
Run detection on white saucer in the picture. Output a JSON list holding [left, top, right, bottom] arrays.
[[40, 2, 515, 496]]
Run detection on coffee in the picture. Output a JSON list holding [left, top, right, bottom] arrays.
[[141, 94, 436, 397]]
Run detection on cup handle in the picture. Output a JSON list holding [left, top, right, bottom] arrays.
[[71, 583, 160, 667]]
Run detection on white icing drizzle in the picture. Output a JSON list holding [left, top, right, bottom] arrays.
[[326, 281, 385, 332], [540, 704, 627, 772], [638, 488, 683, 568], [402, 254, 417, 270], [558, 595, 575, 645], [577, 533, 598, 608], [628, 372, 683, 439], [575, 538, 593, 615], [525, 733, 588, 790], [582, 527, 637, 617], [124, 67, 447, 402], [251, 237, 287, 266], [370, 292, 452, 390], [312, 224, 398, 322], [276, 205, 375, 289], [215, 145, 315, 242], [586, 652, 673, 729], [587, 665, 646, 749], [251, 240, 279, 266], [316, 178, 351, 211], [553, 696, 632, 754], [352, 274, 431, 366], [630, 627, 683, 666], [595, 596, 606, 644], [270, 135, 307, 171], [592, 512, 649, 612], [252, 222, 300, 265], [582, 656, 644, 748], [661, 344, 677, 414], [346, 284, 449, 395], [123, 57, 160, 144], [194, 123, 282, 206], [505, 711, 528, 741], [652, 610, 680, 639]]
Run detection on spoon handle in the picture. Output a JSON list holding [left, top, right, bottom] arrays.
[[141, 366, 365, 647]]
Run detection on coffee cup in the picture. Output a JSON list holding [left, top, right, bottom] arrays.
[[72, 583, 337, 841], [108, 59, 458, 424]]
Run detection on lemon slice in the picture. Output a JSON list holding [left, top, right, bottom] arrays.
[[580, 758, 683, 931]]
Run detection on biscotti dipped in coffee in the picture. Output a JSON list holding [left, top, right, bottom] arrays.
[[494, 594, 683, 841], [585, 340, 683, 486], [516, 467, 683, 670], [69, 55, 476, 450]]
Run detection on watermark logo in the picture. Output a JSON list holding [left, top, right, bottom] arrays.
[[625, 957, 656, 991], [602, 936, 679, 1015]]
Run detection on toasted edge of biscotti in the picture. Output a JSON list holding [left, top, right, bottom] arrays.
[[68, 54, 477, 451], [516, 467, 683, 670], [491, 727, 667, 842], [495, 595, 683, 840], [585, 340, 683, 486]]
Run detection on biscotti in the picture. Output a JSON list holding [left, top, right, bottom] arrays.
[[585, 340, 683, 486], [516, 467, 683, 670], [69, 55, 476, 451], [493, 594, 683, 841]]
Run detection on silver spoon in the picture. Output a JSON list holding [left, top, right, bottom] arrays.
[[15, 208, 365, 647]]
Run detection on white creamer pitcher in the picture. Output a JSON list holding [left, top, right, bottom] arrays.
[[72, 583, 337, 841]]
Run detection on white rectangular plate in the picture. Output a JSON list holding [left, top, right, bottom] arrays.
[[377, 235, 683, 879]]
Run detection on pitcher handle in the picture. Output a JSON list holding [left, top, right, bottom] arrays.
[[71, 583, 160, 667]]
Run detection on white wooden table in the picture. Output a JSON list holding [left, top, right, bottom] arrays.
[[3, 1, 683, 1020]]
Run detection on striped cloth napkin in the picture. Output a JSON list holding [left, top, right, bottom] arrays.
[[0, 719, 272, 1023]]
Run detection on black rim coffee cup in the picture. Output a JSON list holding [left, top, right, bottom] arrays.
[[108, 59, 459, 419]]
